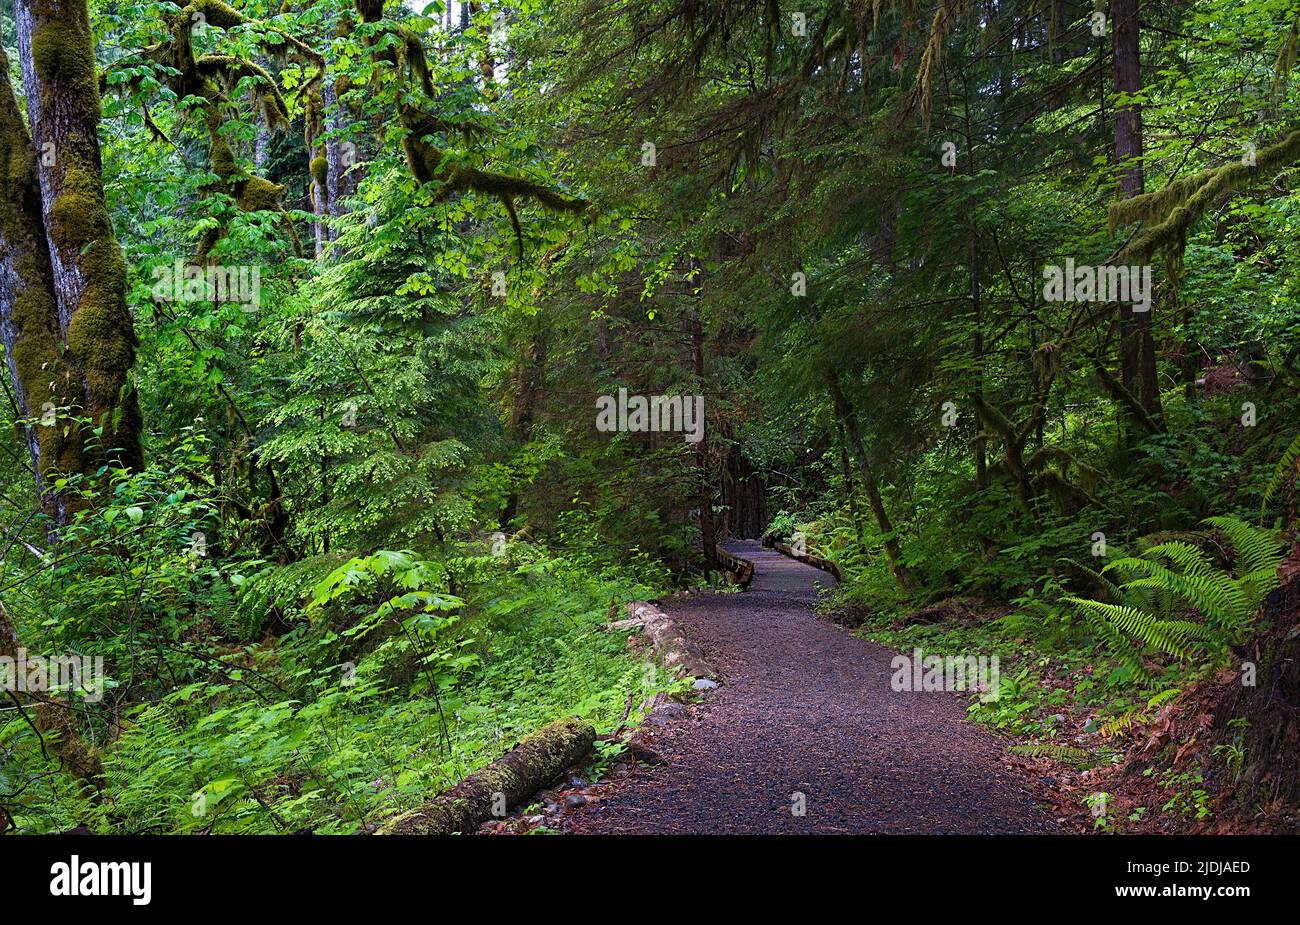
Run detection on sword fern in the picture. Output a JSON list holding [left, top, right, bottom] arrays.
[[1066, 516, 1282, 664]]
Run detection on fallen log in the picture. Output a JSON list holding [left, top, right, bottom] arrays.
[[611, 602, 718, 680], [378, 717, 595, 835]]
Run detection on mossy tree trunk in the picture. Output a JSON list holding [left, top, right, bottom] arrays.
[[15, 0, 143, 473], [0, 48, 83, 523]]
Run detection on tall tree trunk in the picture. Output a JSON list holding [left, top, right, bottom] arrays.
[[1112, 0, 1161, 433], [827, 370, 914, 595], [0, 47, 82, 523], [309, 15, 360, 257], [970, 230, 987, 488], [835, 420, 863, 534], [15, 0, 142, 473], [962, 71, 987, 486], [691, 311, 716, 579], [500, 325, 546, 528]]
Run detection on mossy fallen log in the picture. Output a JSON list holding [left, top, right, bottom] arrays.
[[378, 717, 596, 835]]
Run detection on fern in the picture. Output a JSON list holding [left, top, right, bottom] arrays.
[[1067, 599, 1199, 660], [1261, 431, 1300, 520], [1203, 516, 1285, 587], [1097, 688, 1183, 739], [1099, 709, 1145, 739], [1007, 743, 1092, 763], [1069, 516, 1283, 665]]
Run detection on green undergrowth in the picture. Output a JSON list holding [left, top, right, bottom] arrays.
[[3, 537, 687, 834]]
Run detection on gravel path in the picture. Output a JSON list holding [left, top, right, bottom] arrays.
[[569, 541, 1053, 834]]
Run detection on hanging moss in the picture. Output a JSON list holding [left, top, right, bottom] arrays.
[[236, 175, 287, 213]]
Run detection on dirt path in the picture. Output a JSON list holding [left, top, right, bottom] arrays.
[[568, 541, 1053, 834]]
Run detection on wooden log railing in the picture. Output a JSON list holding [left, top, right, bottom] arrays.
[[713, 545, 754, 588], [762, 535, 844, 583]]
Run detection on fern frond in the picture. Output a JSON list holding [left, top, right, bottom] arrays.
[[1119, 564, 1245, 627], [1099, 708, 1146, 739], [1007, 743, 1092, 763], [1138, 541, 1219, 578], [1202, 516, 1284, 578], [1146, 687, 1182, 709], [1068, 559, 1126, 603], [1066, 598, 1199, 661], [1261, 432, 1300, 520], [1236, 564, 1283, 603]]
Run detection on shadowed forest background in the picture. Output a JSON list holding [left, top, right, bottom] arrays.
[[2, 0, 1300, 834]]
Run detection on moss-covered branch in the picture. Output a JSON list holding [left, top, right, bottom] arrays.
[[106, 1, 328, 261], [1110, 128, 1300, 265], [353, 0, 587, 228], [1093, 358, 1162, 434]]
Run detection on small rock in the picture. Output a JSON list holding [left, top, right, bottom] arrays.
[[1049, 713, 1066, 725], [694, 678, 719, 690], [526, 815, 544, 825], [543, 803, 558, 814], [564, 794, 588, 809], [567, 775, 587, 788]]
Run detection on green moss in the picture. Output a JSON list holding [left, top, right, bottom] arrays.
[[236, 175, 285, 212], [309, 155, 327, 188], [30, 21, 97, 88], [43, 152, 135, 435], [66, 279, 133, 415], [188, 0, 250, 31], [0, 48, 82, 491], [209, 134, 237, 181]]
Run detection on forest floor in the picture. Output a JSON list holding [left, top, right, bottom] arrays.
[[560, 542, 1055, 834]]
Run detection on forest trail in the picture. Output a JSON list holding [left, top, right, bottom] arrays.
[[569, 541, 1054, 834]]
